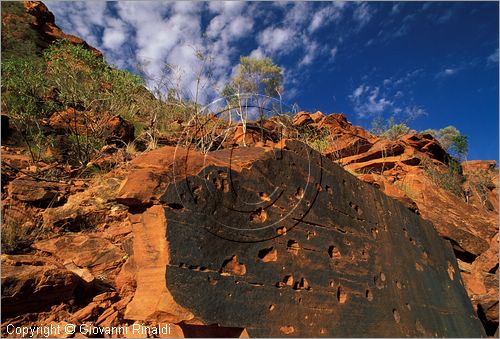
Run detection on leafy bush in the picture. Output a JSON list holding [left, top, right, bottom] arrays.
[[2, 39, 166, 166], [370, 116, 411, 140], [294, 125, 332, 153]]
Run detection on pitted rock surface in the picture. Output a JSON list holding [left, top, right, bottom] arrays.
[[161, 141, 485, 337]]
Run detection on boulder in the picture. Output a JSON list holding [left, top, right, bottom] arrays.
[[32, 234, 126, 279], [294, 111, 498, 336], [104, 115, 135, 146], [126, 140, 484, 336], [292, 111, 314, 126], [1, 255, 79, 317], [8, 176, 69, 207], [463, 160, 497, 173]]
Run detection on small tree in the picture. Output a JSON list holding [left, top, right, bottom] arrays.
[[224, 56, 283, 145], [421, 126, 468, 160], [232, 56, 283, 97]]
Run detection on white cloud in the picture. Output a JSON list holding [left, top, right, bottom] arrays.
[[404, 106, 428, 120], [350, 77, 429, 121], [330, 47, 338, 62], [102, 18, 127, 50], [350, 85, 394, 118], [437, 67, 458, 78], [257, 26, 295, 55], [352, 2, 373, 29], [299, 41, 319, 66], [308, 2, 346, 33], [352, 85, 366, 98], [488, 48, 499, 64], [390, 3, 401, 15], [44, 1, 347, 104]]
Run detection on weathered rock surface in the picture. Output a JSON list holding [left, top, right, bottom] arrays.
[[47, 109, 134, 147], [121, 205, 194, 323], [159, 141, 484, 337], [32, 234, 126, 280], [22, 1, 102, 57], [8, 176, 69, 207], [1, 255, 80, 317], [294, 111, 499, 335]]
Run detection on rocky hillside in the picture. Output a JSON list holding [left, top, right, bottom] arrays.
[[1, 2, 498, 338]]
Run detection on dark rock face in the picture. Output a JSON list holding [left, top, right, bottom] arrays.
[[162, 141, 485, 337]]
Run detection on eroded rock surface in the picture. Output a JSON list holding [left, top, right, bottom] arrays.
[[295, 111, 499, 334], [161, 141, 485, 337]]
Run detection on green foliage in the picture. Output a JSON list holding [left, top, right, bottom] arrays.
[[296, 126, 332, 153], [1, 2, 42, 59], [1, 39, 153, 166], [43, 40, 145, 116], [423, 158, 465, 197], [421, 126, 468, 160], [381, 123, 411, 140], [465, 168, 496, 207], [231, 56, 283, 97], [371, 116, 411, 140]]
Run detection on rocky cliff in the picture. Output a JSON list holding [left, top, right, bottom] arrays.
[[1, 1, 498, 338]]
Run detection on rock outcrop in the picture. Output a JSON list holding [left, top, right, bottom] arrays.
[[111, 141, 485, 337], [22, 1, 102, 57], [294, 111, 499, 335], [1, 2, 497, 335]]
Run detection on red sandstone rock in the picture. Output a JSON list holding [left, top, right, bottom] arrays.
[[1, 255, 79, 317], [23, 1, 102, 57], [32, 234, 125, 279], [8, 176, 69, 207]]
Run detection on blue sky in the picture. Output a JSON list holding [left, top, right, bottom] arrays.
[[45, 1, 499, 161]]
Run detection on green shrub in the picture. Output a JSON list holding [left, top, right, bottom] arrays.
[[423, 157, 465, 197], [371, 116, 411, 140], [2, 40, 159, 166], [294, 125, 332, 153]]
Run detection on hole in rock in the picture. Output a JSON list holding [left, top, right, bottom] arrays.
[[276, 226, 287, 235], [259, 192, 271, 201], [365, 289, 373, 301], [393, 309, 400, 323], [220, 256, 246, 276], [287, 240, 300, 255], [328, 245, 341, 259], [295, 187, 305, 199], [337, 286, 347, 303], [167, 202, 184, 210], [250, 208, 267, 223], [258, 247, 278, 262], [325, 185, 333, 195], [283, 274, 294, 286]]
